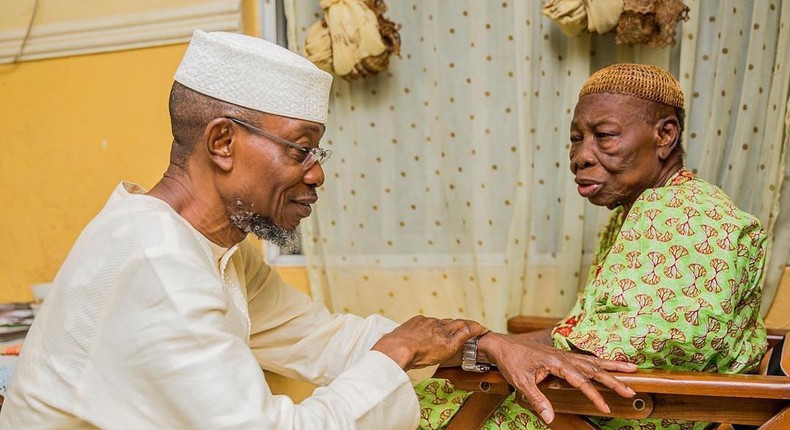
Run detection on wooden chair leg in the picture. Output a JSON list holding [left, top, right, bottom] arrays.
[[445, 392, 509, 430]]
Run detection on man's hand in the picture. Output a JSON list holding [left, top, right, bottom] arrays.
[[479, 333, 637, 424], [371, 316, 488, 371]]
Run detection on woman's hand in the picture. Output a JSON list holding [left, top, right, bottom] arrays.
[[478, 333, 637, 424]]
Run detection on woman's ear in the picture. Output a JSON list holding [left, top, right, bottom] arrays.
[[655, 116, 680, 160], [206, 118, 235, 172]]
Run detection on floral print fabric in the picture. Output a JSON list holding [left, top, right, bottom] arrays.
[[417, 170, 768, 430]]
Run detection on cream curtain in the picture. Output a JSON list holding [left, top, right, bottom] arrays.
[[285, 0, 789, 331], [677, 1, 790, 314]]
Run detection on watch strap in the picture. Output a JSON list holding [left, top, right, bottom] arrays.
[[461, 335, 491, 373]]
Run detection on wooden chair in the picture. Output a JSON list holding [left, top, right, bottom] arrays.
[[433, 316, 790, 430]]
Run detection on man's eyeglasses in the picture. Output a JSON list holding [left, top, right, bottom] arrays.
[[226, 117, 333, 169]]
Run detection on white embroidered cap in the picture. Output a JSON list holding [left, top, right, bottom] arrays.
[[174, 30, 333, 124]]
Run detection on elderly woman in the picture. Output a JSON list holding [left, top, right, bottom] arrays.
[[418, 64, 768, 430]]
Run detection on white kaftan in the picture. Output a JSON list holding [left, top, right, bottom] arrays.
[[0, 182, 419, 429]]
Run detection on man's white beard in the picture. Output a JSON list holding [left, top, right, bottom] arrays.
[[229, 208, 300, 253]]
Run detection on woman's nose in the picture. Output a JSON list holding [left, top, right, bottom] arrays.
[[570, 139, 596, 173]]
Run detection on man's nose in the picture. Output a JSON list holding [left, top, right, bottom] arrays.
[[303, 162, 325, 188]]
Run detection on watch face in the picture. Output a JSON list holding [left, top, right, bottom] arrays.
[[462, 362, 491, 373]]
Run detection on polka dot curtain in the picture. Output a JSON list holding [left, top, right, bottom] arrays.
[[677, 1, 789, 318], [285, 0, 789, 331]]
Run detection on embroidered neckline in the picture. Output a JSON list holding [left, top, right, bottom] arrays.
[[667, 168, 695, 186]]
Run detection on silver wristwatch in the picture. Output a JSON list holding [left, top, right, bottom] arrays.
[[461, 336, 491, 372]]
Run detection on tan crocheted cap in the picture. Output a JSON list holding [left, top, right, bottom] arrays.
[[579, 63, 684, 109]]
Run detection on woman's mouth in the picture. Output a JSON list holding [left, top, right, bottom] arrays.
[[576, 182, 603, 198]]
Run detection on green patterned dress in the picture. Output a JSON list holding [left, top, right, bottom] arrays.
[[417, 170, 768, 430]]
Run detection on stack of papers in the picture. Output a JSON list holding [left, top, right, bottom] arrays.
[[0, 303, 34, 343], [0, 304, 31, 398]]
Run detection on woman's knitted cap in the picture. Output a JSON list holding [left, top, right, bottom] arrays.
[[579, 63, 684, 109]]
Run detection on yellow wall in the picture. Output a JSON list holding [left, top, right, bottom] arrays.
[[0, 0, 313, 400], [0, 43, 184, 302], [0, 0, 260, 303]]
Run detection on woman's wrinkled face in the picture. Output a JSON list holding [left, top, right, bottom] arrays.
[[227, 114, 326, 247], [569, 93, 668, 210]]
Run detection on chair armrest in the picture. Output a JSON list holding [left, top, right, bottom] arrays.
[[434, 366, 790, 426], [507, 315, 559, 333], [607, 369, 790, 399]]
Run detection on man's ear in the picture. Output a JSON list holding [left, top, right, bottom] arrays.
[[206, 118, 235, 172], [655, 116, 680, 160]]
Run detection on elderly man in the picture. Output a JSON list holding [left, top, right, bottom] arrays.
[[418, 64, 768, 430], [0, 32, 637, 429]]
